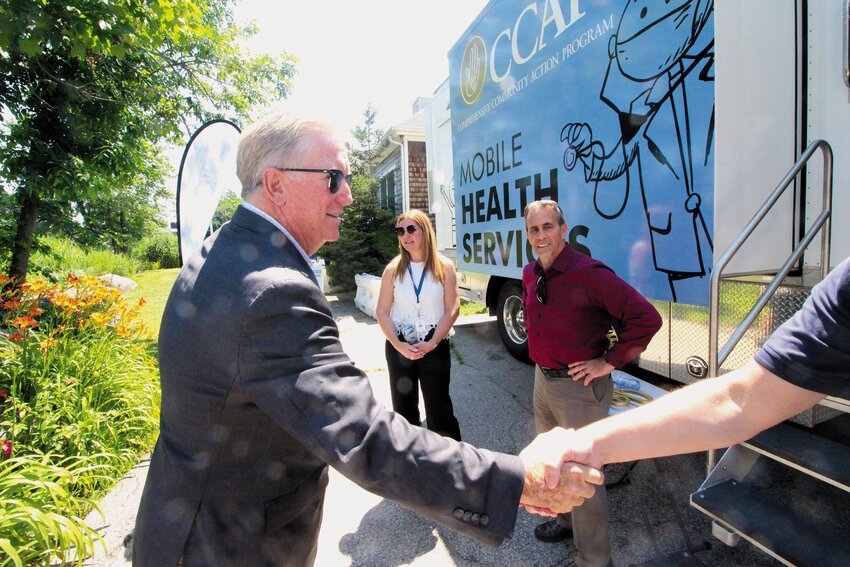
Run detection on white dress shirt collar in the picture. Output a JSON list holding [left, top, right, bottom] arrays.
[[240, 201, 312, 267]]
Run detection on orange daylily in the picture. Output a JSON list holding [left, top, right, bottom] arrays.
[[11, 316, 38, 330]]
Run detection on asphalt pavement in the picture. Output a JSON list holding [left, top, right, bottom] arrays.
[[82, 292, 777, 567]]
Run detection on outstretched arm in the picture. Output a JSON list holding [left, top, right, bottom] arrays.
[[545, 257, 847, 483], [533, 361, 825, 486]]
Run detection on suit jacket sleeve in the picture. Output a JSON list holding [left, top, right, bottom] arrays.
[[236, 270, 525, 546]]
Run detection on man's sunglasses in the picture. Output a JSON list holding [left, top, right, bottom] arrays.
[[536, 275, 547, 304], [273, 167, 352, 193], [394, 225, 419, 237]]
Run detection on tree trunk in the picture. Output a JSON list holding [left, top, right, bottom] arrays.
[[9, 193, 40, 281], [119, 209, 130, 255]]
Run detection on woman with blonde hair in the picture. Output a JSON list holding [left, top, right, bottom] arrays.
[[376, 209, 462, 440]]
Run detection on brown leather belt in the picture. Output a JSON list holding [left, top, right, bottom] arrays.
[[540, 366, 570, 378]]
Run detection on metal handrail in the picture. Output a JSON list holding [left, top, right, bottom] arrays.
[[706, 139, 833, 472], [440, 181, 456, 245]]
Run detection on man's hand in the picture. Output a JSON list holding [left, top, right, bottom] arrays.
[[568, 356, 615, 386], [518, 428, 603, 515]]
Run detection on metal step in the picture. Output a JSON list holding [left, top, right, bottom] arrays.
[[743, 422, 850, 492], [692, 480, 850, 566]]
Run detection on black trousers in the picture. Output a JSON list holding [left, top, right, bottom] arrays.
[[385, 338, 462, 441]]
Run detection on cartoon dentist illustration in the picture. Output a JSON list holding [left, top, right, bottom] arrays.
[[561, 0, 714, 302]]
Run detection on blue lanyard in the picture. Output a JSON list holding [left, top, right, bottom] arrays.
[[408, 264, 426, 304]]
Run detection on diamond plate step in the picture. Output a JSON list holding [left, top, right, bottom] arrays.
[[743, 422, 850, 491], [691, 480, 850, 567]]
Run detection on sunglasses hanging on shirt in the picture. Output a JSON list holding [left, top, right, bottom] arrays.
[[536, 275, 547, 304]]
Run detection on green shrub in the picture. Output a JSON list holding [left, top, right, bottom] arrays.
[[29, 235, 140, 280], [0, 273, 160, 564], [133, 232, 179, 269], [321, 175, 397, 290], [0, 455, 107, 566]]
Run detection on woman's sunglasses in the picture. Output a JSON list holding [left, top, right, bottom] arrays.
[[394, 225, 419, 237]]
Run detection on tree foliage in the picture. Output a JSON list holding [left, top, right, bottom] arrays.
[[323, 105, 395, 289], [211, 189, 242, 231], [345, 103, 385, 177], [67, 149, 171, 254], [0, 0, 297, 279], [322, 175, 397, 290]]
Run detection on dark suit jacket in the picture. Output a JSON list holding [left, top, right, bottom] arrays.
[[133, 206, 525, 566]]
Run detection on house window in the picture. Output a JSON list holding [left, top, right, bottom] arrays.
[[379, 173, 396, 211]]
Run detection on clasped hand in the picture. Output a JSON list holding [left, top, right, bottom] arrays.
[[397, 341, 435, 360], [518, 427, 602, 516]]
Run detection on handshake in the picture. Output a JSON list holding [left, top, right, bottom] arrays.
[[518, 427, 601, 515]]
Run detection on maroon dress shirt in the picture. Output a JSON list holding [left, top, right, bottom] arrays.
[[522, 245, 662, 369]]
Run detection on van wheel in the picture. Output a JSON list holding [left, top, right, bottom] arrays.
[[496, 281, 531, 363]]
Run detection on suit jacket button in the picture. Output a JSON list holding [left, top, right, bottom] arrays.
[[480, 515, 490, 526], [471, 513, 481, 524], [463, 511, 473, 522], [453, 508, 465, 520]]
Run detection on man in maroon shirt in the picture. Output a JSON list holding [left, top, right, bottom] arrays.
[[522, 200, 662, 567]]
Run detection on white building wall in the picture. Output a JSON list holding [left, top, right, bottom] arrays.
[[714, 0, 797, 276], [424, 80, 456, 253], [804, 0, 850, 269]]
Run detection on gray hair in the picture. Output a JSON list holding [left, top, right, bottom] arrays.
[[236, 112, 334, 199], [523, 199, 565, 226]]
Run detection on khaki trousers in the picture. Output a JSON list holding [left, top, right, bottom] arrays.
[[533, 365, 614, 567]]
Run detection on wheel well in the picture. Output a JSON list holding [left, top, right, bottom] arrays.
[[485, 275, 512, 314]]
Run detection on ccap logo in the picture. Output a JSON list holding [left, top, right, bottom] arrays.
[[460, 35, 487, 106]]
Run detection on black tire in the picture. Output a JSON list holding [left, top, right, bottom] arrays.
[[496, 281, 531, 363]]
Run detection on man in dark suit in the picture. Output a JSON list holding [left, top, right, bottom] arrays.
[[133, 112, 602, 566]]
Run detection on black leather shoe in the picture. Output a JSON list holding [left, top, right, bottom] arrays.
[[533, 519, 572, 542]]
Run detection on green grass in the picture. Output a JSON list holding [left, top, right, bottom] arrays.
[[124, 268, 179, 338], [460, 299, 488, 317], [30, 235, 141, 279]]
